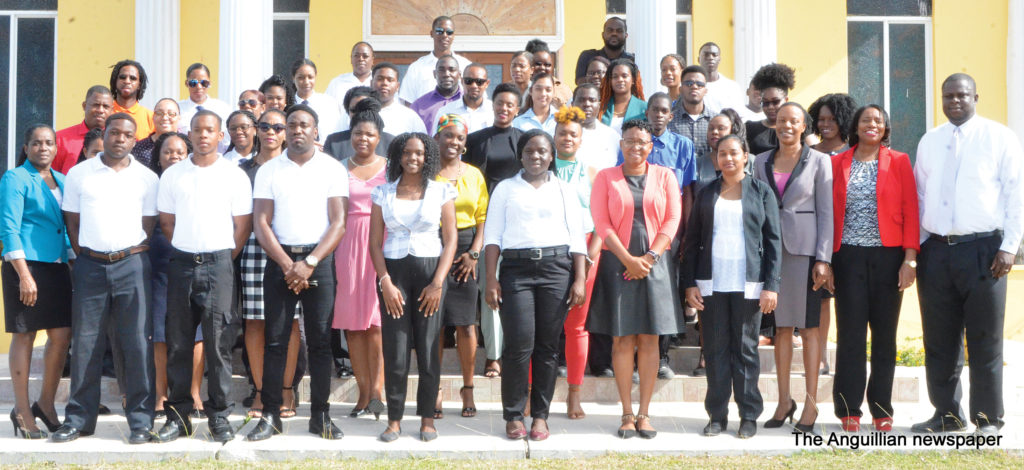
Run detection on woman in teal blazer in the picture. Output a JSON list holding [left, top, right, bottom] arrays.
[[1, 124, 73, 439], [599, 58, 647, 134]]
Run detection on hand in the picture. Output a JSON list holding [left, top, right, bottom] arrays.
[[759, 290, 778, 313], [897, 262, 916, 291], [568, 279, 586, 307], [990, 250, 1014, 279], [623, 255, 652, 281], [684, 287, 704, 311], [485, 279, 502, 310], [19, 273, 38, 307], [284, 260, 314, 294], [453, 252, 478, 283], [418, 282, 443, 316], [811, 261, 831, 292], [380, 277, 405, 318]]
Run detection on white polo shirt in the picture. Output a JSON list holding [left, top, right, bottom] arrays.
[[62, 154, 159, 252], [379, 101, 428, 135], [253, 150, 350, 245], [430, 98, 494, 136], [157, 155, 253, 253]]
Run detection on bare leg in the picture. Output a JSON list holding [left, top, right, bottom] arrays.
[[191, 341, 205, 411], [772, 327, 795, 420], [282, 319, 300, 413], [636, 334, 659, 432], [367, 326, 384, 401], [346, 330, 371, 409], [612, 335, 637, 433], [456, 325, 477, 414], [819, 299, 831, 373], [9, 331, 40, 433], [153, 342, 168, 412], [799, 326, 821, 425], [244, 319, 265, 412], [37, 327, 71, 423]]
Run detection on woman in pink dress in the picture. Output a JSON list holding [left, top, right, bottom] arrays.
[[333, 98, 388, 419]]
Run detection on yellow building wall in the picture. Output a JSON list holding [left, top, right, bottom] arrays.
[[179, 0, 221, 100], [309, 0, 362, 92], [692, 0, 734, 77], [560, 0, 608, 86], [932, 0, 1008, 125], [54, 0, 135, 128], [776, 0, 848, 107]]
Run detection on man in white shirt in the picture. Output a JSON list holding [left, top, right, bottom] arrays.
[[572, 83, 622, 174], [698, 42, 746, 117], [431, 63, 494, 136], [326, 42, 375, 106], [911, 73, 1024, 435], [55, 113, 159, 444], [372, 62, 427, 135], [397, 15, 471, 106], [247, 104, 349, 441], [154, 111, 253, 444]]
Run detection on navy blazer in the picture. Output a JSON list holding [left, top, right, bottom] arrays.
[[0, 162, 70, 262], [680, 176, 782, 293]]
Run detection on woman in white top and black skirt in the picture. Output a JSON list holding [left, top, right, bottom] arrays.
[[369, 132, 457, 442], [682, 134, 782, 439], [484, 129, 587, 441]]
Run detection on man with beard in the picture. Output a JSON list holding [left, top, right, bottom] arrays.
[[109, 60, 154, 141], [668, 65, 715, 158], [411, 55, 463, 132], [431, 64, 493, 136], [53, 86, 114, 174], [574, 17, 635, 86], [398, 16, 471, 106]]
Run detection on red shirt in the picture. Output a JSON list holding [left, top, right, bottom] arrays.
[[53, 121, 90, 175]]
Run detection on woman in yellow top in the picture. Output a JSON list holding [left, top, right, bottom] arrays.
[[434, 113, 489, 419]]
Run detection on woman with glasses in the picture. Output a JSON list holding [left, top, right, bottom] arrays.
[[291, 58, 343, 142], [745, 63, 796, 156], [223, 110, 259, 164], [177, 63, 232, 137], [599, 59, 646, 134], [259, 75, 294, 113], [131, 98, 180, 167], [237, 89, 266, 120], [584, 56, 610, 89]]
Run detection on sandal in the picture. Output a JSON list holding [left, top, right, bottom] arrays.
[[280, 386, 296, 418], [484, 360, 501, 378], [617, 414, 637, 438], [247, 389, 263, 418], [566, 384, 585, 419], [460, 386, 476, 418]]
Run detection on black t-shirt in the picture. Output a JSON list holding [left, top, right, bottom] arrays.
[[323, 129, 395, 161], [574, 49, 637, 83], [465, 125, 523, 192], [745, 120, 778, 156]]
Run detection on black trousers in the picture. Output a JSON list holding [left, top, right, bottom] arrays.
[[918, 235, 1006, 427], [65, 253, 154, 433], [832, 245, 903, 419], [499, 254, 572, 421], [700, 292, 762, 422], [164, 249, 238, 420], [380, 256, 444, 422], [587, 333, 613, 373], [262, 251, 336, 416]]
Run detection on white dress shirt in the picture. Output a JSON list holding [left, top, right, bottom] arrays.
[[177, 96, 233, 152], [295, 92, 344, 141], [915, 115, 1024, 253], [430, 98, 494, 136], [222, 148, 253, 164], [397, 52, 472, 105], [483, 171, 587, 254], [253, 150, 350, 245], [379, 101, 428, 135], [371, 179, 457, 259], [157, 156, 253, 252], [325, 72, 371, 106], [62, 154, 159, 252], [512, 106, 558, 135], [703, 75, 745, 116], [579, 123, 622, 170]]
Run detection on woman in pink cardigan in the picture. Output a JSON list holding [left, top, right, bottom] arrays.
[[586, 119, 684, 439]]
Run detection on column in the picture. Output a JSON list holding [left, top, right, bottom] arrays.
[[732, 0, 777, 90], [135, 0, 180, 108], [1009, 0, 1024, 142], [218, 0, 273, 106], [626, 0, 677, 94]]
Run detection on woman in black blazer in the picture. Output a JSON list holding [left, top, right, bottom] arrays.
[[682, 134, 782, 439]]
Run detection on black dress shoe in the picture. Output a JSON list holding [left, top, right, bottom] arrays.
[[595, 368, 615, 378], [738, 419, 757, 439], [128, 428, 152, 444], [208, 416, 234, 443], [246, 414, 282, 441], [51, 425, 88, 443], [657, 365, 675, 380], [557, 366, 568, 378], [155, 418, 192, 443], [911, 415, 966, 433], [96, 404, 111, 415], [703, 420, 726, 436], [308, 412, 343, 440]]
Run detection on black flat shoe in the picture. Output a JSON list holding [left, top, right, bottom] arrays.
[[309, 412, 343, 440], [635, 414, 657, 439], [911, 415, 967, 433], [155, 417, 192, 443], [128, 428, 152, 444], [246, 414, 282, 441], [420, 427, 438, 442], [208, 416, 234, 443], [703, 420, 726, 436], [379, 427, 401, 442], [154, 410, 167, 420], [348, 407, 369, 418], [96, 404, 111, 415], [764, 399, 797, 428], [31, 402, 60, 433], [51, 424, 86, 443], [738, 419, 757, 439], [617, 414, 637, 438]]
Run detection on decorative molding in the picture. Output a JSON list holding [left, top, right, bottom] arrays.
[[135, 0, 180, 107], [219, 0, 274, 105], [732, 0, 777, 90]]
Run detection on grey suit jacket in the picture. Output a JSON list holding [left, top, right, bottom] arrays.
[[754, 146, 834, 262]]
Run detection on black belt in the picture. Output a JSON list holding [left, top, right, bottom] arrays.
[[501, 246, 569, 260], [928, 230, 1001, 246], [172, 248, 231, 264], [80, 245, 149, 263], [281, 244, 317, 254]]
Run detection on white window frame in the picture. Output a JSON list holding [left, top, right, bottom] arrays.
[[273, 11, 310, 59], [846, 15, 934, 131], [363, 0, 564, 52], [2, 10, 58, 171]]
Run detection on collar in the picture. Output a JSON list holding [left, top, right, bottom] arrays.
[[113, 101, 140, 113], [952, 114, 980, 135]]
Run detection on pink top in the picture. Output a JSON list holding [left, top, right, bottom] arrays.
[[590, 164, 682, 250], [773, 171, 792, 195]]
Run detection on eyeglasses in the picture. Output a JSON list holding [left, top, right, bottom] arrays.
[[238, 99, 260, 107], [117, 74, 139, 82], [682, 80, 706, 88], [761, 98, 784, 107], [229, 124, 253, 133], [258, 123, 286, 133], [187, 79, 211, 88], [463, 77, 487, 86], [433, 27, 455, 36], [622, 139, 652, 147], [153, 111, 178, 118]]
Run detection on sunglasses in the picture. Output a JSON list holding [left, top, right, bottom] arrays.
[[433, 27, 455, 36], [187, 79, 211, 88], [463, 77, 487, 86], [761, 98, 784, 107], [258, 123, 286, 133], [683, 79, 707, 88], [117, 74, 139, 82], [238, 99, 260, 107]]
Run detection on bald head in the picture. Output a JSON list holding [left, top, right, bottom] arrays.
[[941, 73, 978, 126]]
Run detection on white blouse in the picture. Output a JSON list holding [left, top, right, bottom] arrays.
[[697, 197, 763, 299], [372, 179, 456, 259]]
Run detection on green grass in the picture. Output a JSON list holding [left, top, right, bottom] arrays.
[[3, 451, 1020, 470]]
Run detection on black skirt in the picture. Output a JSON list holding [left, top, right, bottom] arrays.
[[440, 227, 479, 326], [2, 260, 72, 333]]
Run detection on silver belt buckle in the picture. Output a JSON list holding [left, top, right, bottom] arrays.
[[194, 253, 204, 264], [529, 248, 543, 260]]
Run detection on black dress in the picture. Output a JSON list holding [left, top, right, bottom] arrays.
[[745, 120, 778, 156], [586, 175, 685, 336]]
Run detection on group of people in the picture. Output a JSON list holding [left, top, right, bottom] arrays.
[[2, 15, 1020, 445]]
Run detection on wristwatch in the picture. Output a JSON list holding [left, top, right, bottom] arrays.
[[304, 254, 320, 268], [904, 260, 917, 269], [645, 250, 661, 264], [468, 250, 480, 260]]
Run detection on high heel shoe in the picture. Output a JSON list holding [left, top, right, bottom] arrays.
[[367, 398, 386, 421], [10, 409, 47, 439], [31, 402, 60, 433], [763, 399, 796, 428]]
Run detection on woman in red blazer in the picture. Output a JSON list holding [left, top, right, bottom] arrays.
[[829, 104, 919, 432]]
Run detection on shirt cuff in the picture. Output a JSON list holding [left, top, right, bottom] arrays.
[[2, 250, 26, 261]]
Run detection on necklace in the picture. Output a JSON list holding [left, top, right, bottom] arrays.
[[348, 155, 381, 168], [441, 162, 465, 182]]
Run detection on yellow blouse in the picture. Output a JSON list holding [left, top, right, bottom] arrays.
[[436, 163, 489, 230]]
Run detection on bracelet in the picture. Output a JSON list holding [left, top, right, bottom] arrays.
[[378, 274, 391, 290]]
